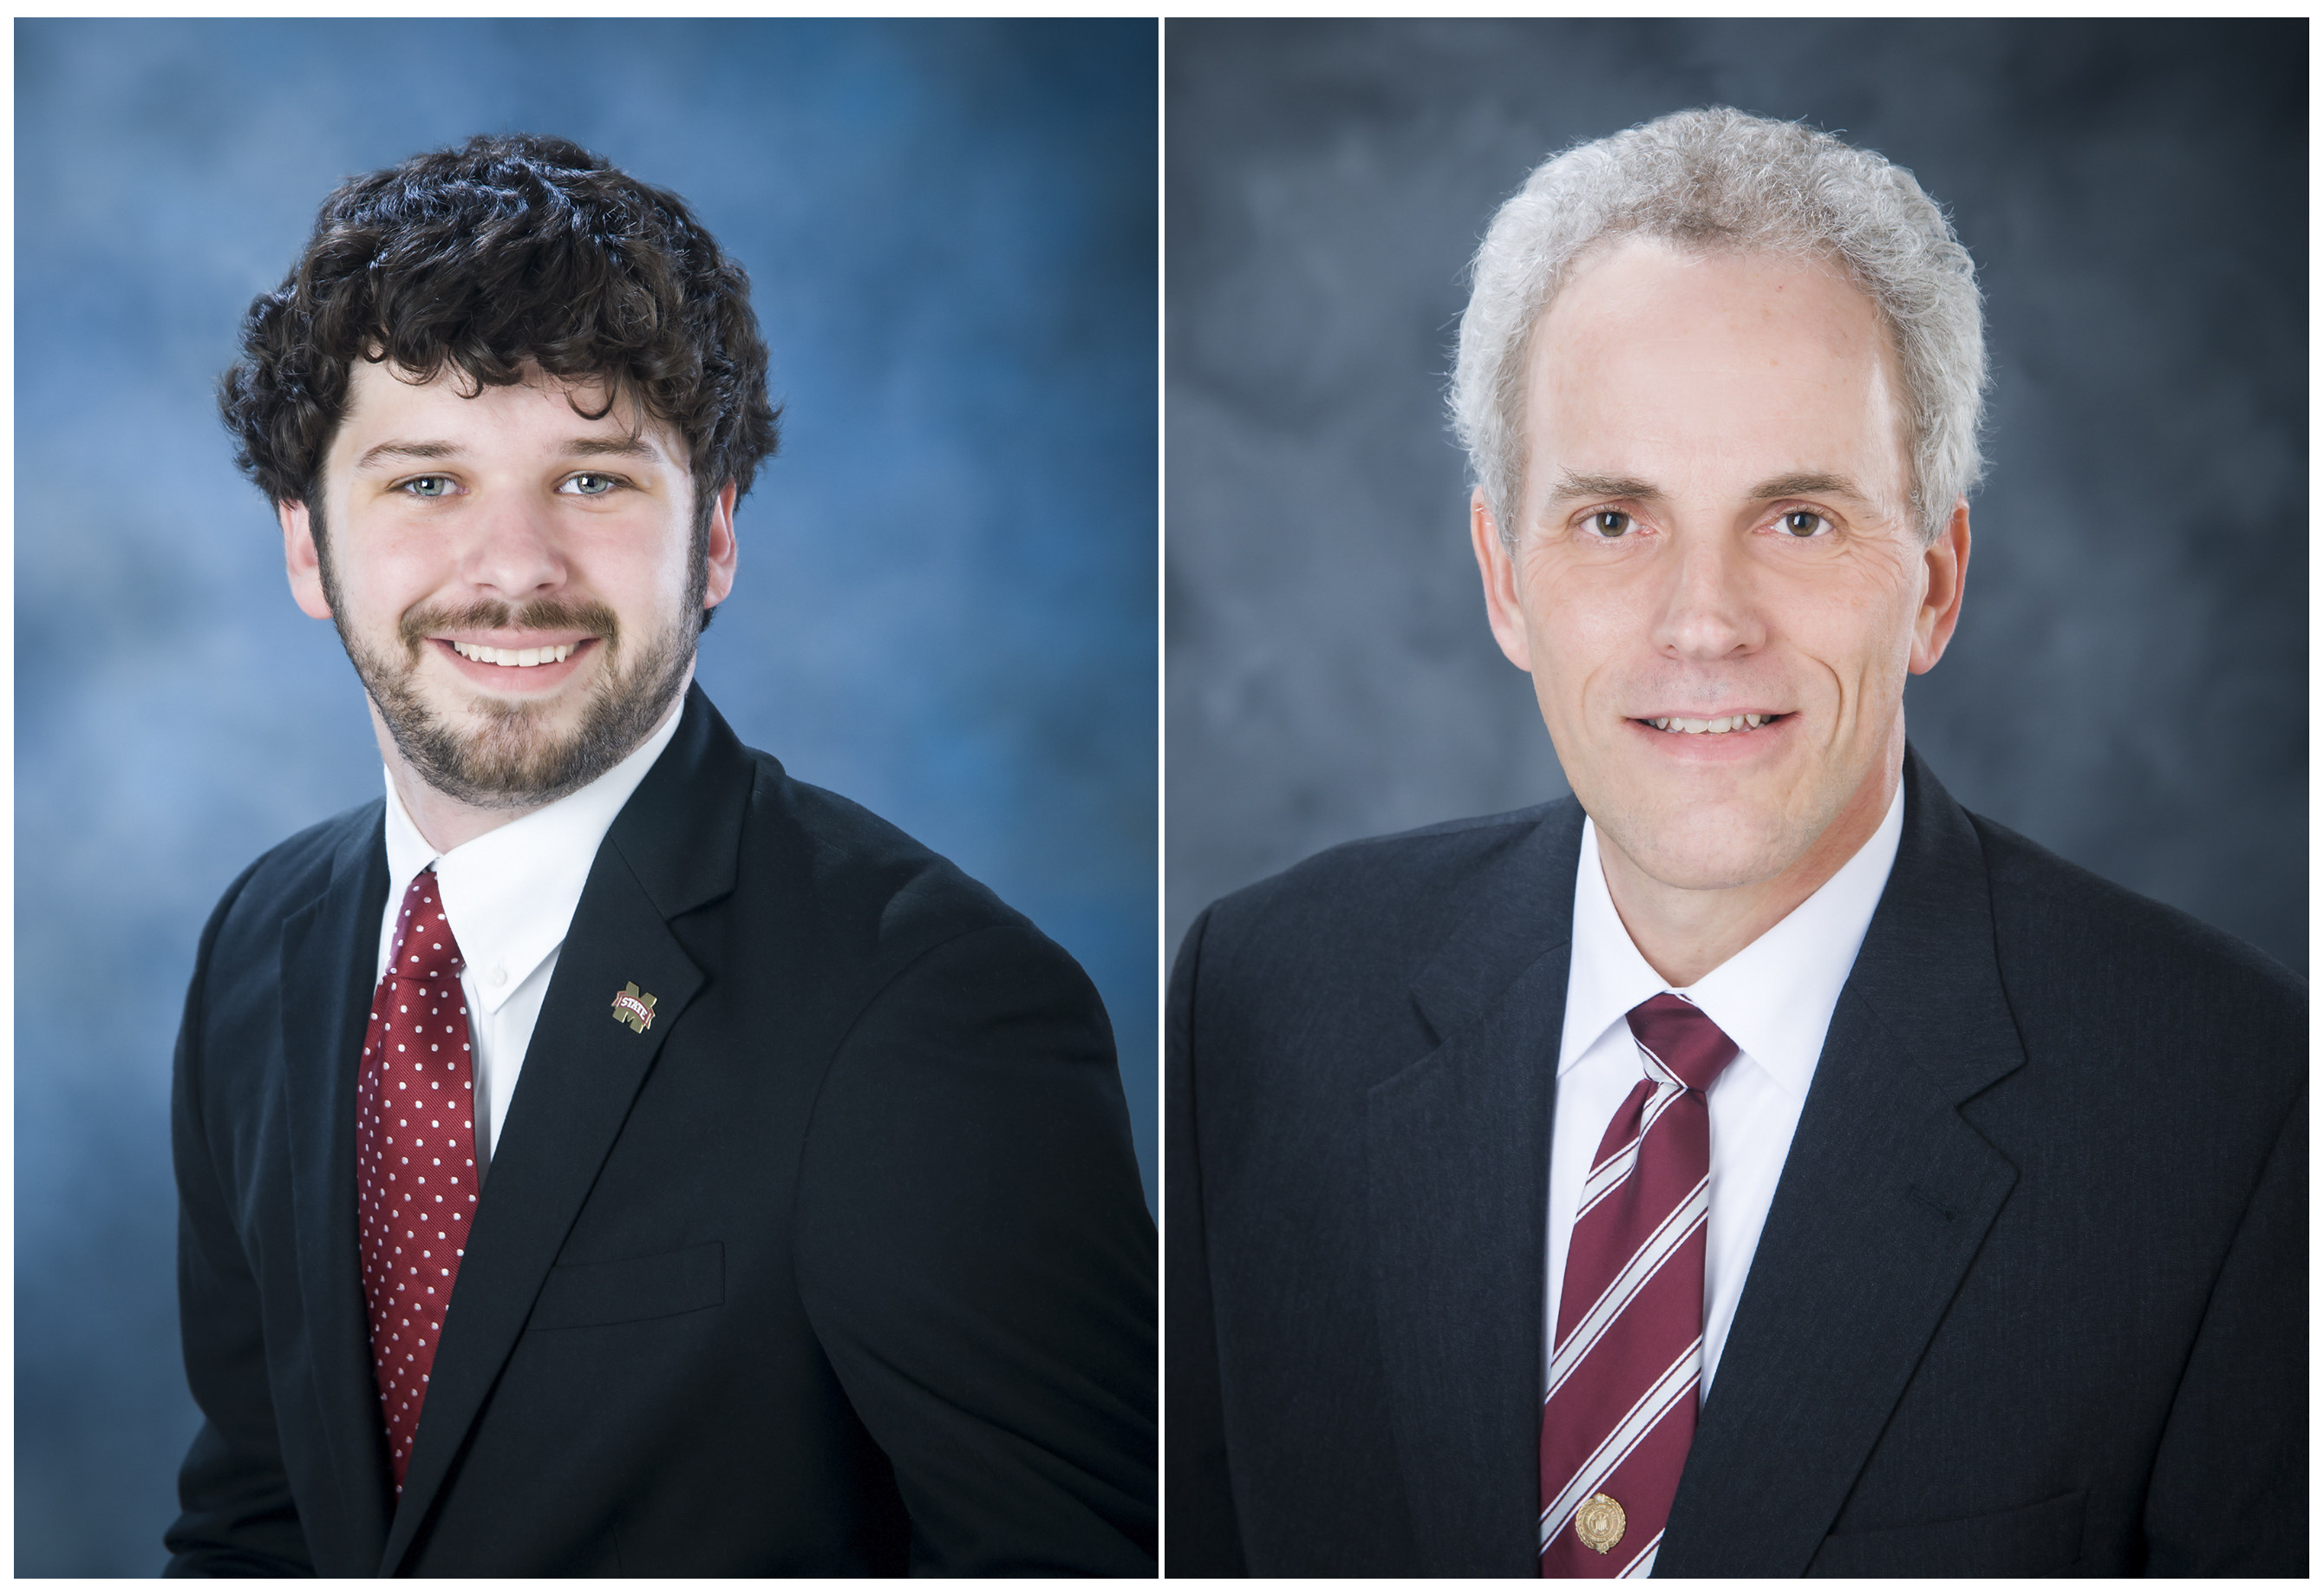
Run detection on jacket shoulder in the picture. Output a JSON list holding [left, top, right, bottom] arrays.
[[1183, 801, 1577, 1027], [739, 749, 1035, 964], [203, 801, 383, 958], [1970, 810, 2305, 1068], [1200, 801, 1569, 952]]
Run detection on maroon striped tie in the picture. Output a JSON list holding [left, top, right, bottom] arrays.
[[1538, 992, 1738, 1577]]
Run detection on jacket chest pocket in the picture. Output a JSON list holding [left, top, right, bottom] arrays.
[[527, 1240, 725, 1330]]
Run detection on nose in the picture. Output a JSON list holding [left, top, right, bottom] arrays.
[[457, 493, 566, 601], [1649, 532, 1765, 661]]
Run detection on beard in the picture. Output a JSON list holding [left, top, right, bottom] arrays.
[[326, 579, 697, 810]]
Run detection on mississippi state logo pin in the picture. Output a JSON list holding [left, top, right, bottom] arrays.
[[611, 983, 657, 1034]]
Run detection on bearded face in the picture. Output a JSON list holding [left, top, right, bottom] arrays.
[[285, 360, 733, 815]]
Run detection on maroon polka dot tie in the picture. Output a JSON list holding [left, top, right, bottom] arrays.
[[355, 867, 479, 1492]]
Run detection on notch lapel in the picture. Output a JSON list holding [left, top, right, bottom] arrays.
[[277, 808, 395, 1561], [1658, 751, 2028, 1575], [379, 688, 749, 1573], [1365, 801, 1583, 1574]]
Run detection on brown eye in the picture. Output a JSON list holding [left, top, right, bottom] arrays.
[[1590, 510, 1633, 538], [1782, 510, 1827, 537]]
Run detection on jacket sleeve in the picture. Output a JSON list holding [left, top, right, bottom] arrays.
[[793, 922, 1156, 1574], [2140, 1082, 2307, 1575], [163, 870, 314, 1577], [1164, 906, 1249, 1573]]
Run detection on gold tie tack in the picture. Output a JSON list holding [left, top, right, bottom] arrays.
[[1575, 1492, 1627, 1554]]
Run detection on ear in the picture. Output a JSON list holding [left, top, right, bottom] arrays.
[[281, 500, 333, 619], [701, 481, 739, 609], [1909, 497, 1971, 675], [1470, 487, 1532, 672]]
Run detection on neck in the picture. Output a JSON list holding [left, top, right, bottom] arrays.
[[375, 671, 690, 855], [1596, 725, 1903, 988]]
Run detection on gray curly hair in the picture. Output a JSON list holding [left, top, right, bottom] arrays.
[[1451, 108, 1987, 546]]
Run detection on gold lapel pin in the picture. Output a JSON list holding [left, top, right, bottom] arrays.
[[610, 983, 658, 1034]]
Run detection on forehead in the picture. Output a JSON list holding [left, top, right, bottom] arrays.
[[1524, 239, 1902, 487], [331, 360, 673, 461]]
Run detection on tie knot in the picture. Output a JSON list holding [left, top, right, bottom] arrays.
[[1624, 991, 1738, 1094], [385, 867, 465, 984]]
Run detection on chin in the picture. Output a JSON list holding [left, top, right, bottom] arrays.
[[1626, 840, 1797, 895], [368, 643, 690, 810], [393, 710, 605, 810]]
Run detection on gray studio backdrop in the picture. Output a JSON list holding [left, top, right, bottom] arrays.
[[16, 19, 1156, 1576], [1166, 19, 2306, 976]]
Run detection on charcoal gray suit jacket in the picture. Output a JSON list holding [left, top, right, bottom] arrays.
[[168, 685, 1156, 1575], [1167, 749, 2303, 1576]]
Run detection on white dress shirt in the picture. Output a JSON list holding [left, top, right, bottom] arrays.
[[1546, 783, 1906, 1401], [375, 703, 684, 1179]]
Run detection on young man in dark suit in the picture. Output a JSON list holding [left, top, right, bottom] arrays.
[[167, 133, 1155, 1576], [1167, 108, 2302, 1577]]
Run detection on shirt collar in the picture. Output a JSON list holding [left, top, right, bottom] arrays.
[[379, 698, 686, 1010], [1558, 781, 1906, 1099]]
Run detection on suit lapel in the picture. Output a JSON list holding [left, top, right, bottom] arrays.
[[1659, 751, 2027, 1575], [1366, 801, 1583, 1574], [277, 808, 395, 1560], [381, 687, 751, 1573]]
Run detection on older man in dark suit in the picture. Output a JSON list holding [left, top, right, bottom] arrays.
[[167, 133, 1154, 1576], [1166, 108, 2302, 1577]]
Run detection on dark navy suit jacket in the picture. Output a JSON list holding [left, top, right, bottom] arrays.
[[1167, 749, 2303, 1575], [168, 686, 1157, 1575]]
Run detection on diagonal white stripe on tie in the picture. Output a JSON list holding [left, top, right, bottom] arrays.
[[1576, 1082, 1689, 1220], [1545, 1177, 1709, 1402], [1616, 1528, 1664, 1579]]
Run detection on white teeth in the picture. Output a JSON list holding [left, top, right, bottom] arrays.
[[452, 641, 574, 667], [1648, 713, 1773, 734]]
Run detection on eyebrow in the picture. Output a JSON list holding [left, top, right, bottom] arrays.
[[1746, 472, 1871, 504], [353, 440, 459, 472], [1545, 471, 1660, 506], [351, 435, 660, 473], [563, 435, 659, 461]]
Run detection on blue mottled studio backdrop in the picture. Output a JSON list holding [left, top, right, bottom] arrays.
[[1166, 20, 2305, 972], [17, 19, 1156, 1576]]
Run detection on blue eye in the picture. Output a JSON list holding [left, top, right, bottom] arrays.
[[564, 473, 618, 497], [403, 475, 455, 498]]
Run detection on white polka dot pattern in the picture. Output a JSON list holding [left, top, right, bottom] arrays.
[[354, 867, 478, 1495]]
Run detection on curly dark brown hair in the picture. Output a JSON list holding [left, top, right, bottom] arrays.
[[219, 132, 780, 532]]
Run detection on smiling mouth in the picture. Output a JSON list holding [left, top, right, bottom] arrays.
[[446, 640, 584, 668], [1640, 712, 1785, 735]]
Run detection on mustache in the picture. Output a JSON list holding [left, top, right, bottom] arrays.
[[398, 598, 623, 653]]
